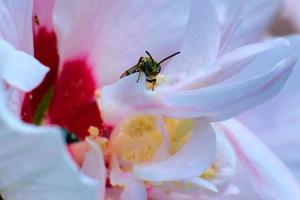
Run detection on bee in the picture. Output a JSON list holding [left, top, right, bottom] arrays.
[[120, 51, 180, 90]]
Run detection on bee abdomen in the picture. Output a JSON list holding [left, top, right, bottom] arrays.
[[120, 70, 130, 78]]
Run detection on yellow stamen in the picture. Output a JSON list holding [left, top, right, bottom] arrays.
[[112, 115, 193, 165], [112, 115, 162, 164], [98, 137, 108, 150], [201, 165, 217, 180]]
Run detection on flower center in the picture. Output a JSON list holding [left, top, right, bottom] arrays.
[[111, 115, 192, 165], [112, 115, 162, 164]]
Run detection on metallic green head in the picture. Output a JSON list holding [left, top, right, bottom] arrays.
[[141, 51, 180, 82]]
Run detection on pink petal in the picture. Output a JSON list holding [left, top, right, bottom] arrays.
[[236, 35, 300, 180], [225, 0, 282, 50], [163, 56, 295, 120], [81, 138, 106, 200], [133, 120, 216, 182], [110, 156, 147, 200], [148, 188, 197, 200], [164, 0, 220, 81], [221, 119, 300, 199], [33, 0, 56, 31], [100, 55, 295, 122], [0, 39, 48, 91], [173, 38, 289, 89], [53, 0, 190, 86], [0, 0, 34, 54], [0, 85, 99, 200]]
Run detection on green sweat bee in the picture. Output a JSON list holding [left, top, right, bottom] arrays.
[[120, 51, 180, 90]]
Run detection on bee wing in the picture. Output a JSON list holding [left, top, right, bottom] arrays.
[[120, 65, 139, 79]]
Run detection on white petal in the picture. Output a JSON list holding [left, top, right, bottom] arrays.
[[189, 177, 218, 193], [173, 38, 289, 89], [209, 126, 236, 190], [100, 55, 295, 122], [211, 0, 242, 30], [133, 120, 216, 182], [53, 0, 190, 86], [221, 119, 300, 199], [0, 84, 99, 200], [217, 0, 243, 55], [223, 0, 282, 50], [162, 56, 295, 120], [110, 156, 147, 200], [152, 116, 170, 161], [0, 0, 34, 54], [236, 36, 300, 180], [0, 39, 48, 91], [164, 0, 220, 82], [81, 138, 106, 200]]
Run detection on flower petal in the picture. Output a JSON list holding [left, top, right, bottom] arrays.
[[110, 156, 147, 200], [162, 55, 295, 120], [33, 0, 56, 31], [224, 0, 282, 50], [81, 138, 106, 200], [164, 0, 220, 81], [100, 55, 295, 123], [173, 38, 289, 89], [236, 35, 300, 180], [0, 0, 34, 54], [133, 120, 216, 182], [151, 116, 170, 161], [0, 39, 48, 91], [53, 0, 190, 86], [221, 119, 300, 199], [0, 84, 99, 200], [189, 177, 218, 193]]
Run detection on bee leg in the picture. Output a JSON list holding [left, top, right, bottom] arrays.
[[136, 70, 142, 82], [152, 80, 156, 91], [136, 57, 143, 82]]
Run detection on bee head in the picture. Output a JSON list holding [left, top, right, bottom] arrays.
[[145, 51, 180, 76]]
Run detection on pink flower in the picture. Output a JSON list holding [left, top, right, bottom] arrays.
[[0, 0, 299, 200]]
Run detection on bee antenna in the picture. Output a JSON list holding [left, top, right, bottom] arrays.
[[145, 51, 154, 65], [158, 52, 181, 65]]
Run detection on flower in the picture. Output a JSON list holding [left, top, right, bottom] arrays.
[[0, 0, 300, 200], [0, 1, 99, 199]]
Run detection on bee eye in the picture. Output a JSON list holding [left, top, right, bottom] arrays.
[[157, 67, 161, 73]]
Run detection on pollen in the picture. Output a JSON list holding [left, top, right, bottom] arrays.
[[156, 74, 166, 85], [112, 115, 193, 165], [112, 115, 162, 164], [164, 119, 192, 154], [88, 126, 99, 138], [201, 165, 217, 180], [98, 137, 108, 149]]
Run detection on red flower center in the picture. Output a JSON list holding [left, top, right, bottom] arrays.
[[21, 26, 111, 139]]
